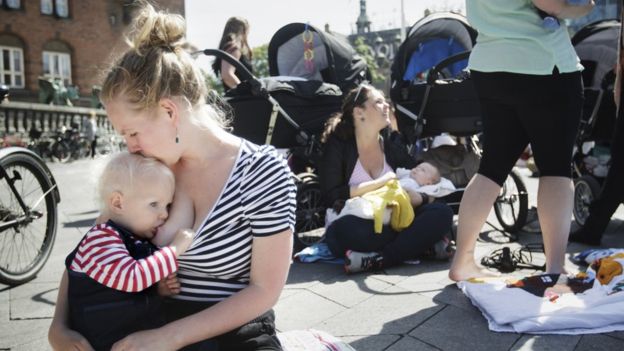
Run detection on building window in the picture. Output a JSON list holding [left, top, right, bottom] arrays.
[[41, 0, 68, 18], [4, 0, 21, 9], [41, 0, 52, 14], [0, 46, 24, 88], [42, 51, 71, 86]]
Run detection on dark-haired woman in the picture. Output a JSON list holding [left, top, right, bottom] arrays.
[[320, 83, 453, 274], [212, 16, 253, 91]]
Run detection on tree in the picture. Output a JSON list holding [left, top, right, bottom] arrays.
[[252, 44, 269, 78], [353, 36, 385, 85]]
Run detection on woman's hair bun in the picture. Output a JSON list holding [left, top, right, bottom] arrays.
[[128, 1, 186, 53]]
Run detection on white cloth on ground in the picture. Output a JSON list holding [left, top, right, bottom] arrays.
[[458, 255, 624, 334]]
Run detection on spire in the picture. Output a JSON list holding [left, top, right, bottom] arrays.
[[356, 0, 371, 34]]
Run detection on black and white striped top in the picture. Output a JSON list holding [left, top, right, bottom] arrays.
[[175, 140, 296, 301]]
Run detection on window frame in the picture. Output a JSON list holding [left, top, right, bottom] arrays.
[[40, 0, 69, 18], [42, 51, 72, 86], [0, 45, 25, 88]]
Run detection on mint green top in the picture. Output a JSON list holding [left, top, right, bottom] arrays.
[[466, 0, 583, 74]]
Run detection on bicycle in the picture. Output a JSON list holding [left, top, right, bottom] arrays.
[[0, 147, 61, 285]]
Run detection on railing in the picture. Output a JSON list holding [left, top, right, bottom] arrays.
[[0, 101, 112, 137]]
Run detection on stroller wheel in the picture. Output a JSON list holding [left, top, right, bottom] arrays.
[[573, 175, 601, 226], [294, 173, 325, 248], [493, 169, 529, 233]]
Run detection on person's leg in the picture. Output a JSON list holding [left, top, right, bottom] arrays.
[[449, 71, 530, 281], [324, 215, 394, 258], [381, 202, 453, 267], [537, 176, 573, 273], [522, 71, 583, 273], [448, 174, 502, 281]]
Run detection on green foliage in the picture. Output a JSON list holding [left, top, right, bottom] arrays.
[[352, 36, 385, 85], [202, 69, 224, 96], [252, 44, 269, 78]]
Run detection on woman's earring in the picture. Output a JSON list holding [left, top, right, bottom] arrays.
[[360, 115, 365, 122], [175, 128, 179, 144]]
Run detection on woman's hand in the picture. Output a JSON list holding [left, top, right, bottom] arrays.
[[111, 329, 176, 351], [49, 324, 95, 351]]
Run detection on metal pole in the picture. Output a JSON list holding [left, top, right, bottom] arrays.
[[400, 0, 406, 41]]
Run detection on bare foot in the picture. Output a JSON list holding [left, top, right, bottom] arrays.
[[449, 260, 500, 282]]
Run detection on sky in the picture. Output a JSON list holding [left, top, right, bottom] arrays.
[[185, 0, 466, 71]]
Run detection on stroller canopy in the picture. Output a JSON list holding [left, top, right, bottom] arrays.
[[572, 19, 620, 90], [268, 23, 368, 92], [391, 12, 477, 85]]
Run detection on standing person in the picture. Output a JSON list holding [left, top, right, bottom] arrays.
[[83, 112, 98, 158], [569, 3, 624, 246], [212, 16, 253, 91], [449, 0, 595, 282], [48, 3, 296, 351], [320, 83, 453, 274], [66, 152, 194, 351]]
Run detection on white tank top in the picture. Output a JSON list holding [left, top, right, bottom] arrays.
[[348, 157, 393, 187]]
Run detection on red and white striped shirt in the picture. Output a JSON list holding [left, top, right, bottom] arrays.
[[69, 223, 177, 292]]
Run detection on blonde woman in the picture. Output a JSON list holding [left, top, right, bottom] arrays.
[[49, 3, 295, 350]]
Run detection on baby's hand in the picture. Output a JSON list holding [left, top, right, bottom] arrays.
[[157, 273, 181, 297], [170, 229, 194, 256]]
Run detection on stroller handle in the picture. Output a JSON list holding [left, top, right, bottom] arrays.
[[194, 49, 255, 83], [427, 51, 471, 85]]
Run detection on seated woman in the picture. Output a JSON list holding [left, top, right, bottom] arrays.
[[320, 83, 454, 274]]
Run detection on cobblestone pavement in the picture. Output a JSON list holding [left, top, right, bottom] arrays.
[[1, 158, 623, 350]]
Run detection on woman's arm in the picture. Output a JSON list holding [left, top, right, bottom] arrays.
[[111, 230, 293, 351], [221, 41, 242, 89], [532, 0, 594, 19], [319, 136, 351, 207], [349, 171, 396, 198], [48, 271, 94, 351]]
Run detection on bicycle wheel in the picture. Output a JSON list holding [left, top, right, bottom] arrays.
[[0, 151, 58, 285], [493, 169, 529, 233], [294, 173, 325, 247]]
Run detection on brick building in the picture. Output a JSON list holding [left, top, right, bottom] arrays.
[[0, 0, 184, 105]]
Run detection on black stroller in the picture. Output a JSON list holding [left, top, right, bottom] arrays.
[[197, 23, 368, 247], [390, 12, 529, 234], [571, 19, 620, 226]]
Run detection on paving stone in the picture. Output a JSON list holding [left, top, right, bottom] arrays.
[[607, 330, 624, 340], [410, 304, 520, 351], [274, 289, 345, 332], [317, 286, 443, 336], [0, 318, 51, 350], [510, 334, 580, 351], [418, 283, 476, 313], [10, 282, 57, 320], [0, 288, 8, 322], [386, 335, 439, 351], [308, 274, 393, 308], [285, 262, 343, 289], [341, 334, 400, 351], [575, 334, 624, 351]]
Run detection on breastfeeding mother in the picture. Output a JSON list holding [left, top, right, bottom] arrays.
[[49, 3, 295, 350]]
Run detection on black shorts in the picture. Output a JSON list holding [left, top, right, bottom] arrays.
[[163, 299, 281, 351], [471, 69, 583, 186]]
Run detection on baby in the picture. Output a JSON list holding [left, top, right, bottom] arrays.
[[406, 162, 441, 187], [64, 152, 194, 351], [397, 162, 455, 199]]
